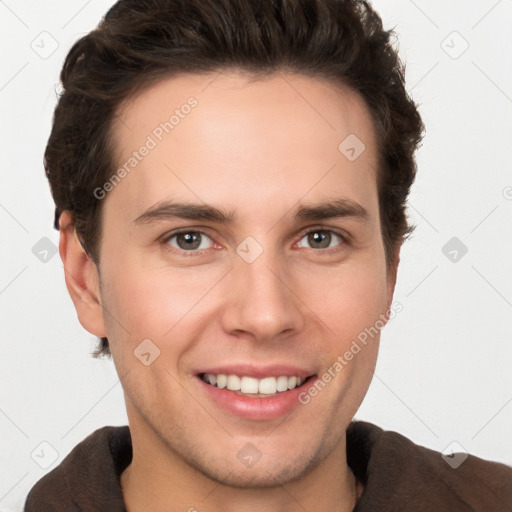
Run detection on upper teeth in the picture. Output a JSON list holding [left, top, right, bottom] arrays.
[[202, 374, 305, 394]]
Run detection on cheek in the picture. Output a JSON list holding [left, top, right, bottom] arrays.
[[298, 261, 389, 343], [99, 257, 226, 354]]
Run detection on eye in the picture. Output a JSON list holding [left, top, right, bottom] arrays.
[[297, 229, 345, 251], [164, 230, 214, 252]]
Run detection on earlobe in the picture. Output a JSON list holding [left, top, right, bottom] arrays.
[[58, 210, 107, 338]]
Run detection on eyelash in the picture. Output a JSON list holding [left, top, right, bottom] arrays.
[[159, 227, 350, 257]]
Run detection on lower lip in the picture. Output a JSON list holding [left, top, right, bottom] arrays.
[[197, 376, 317, 421]]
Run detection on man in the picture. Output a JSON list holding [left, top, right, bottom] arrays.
[[24, 0, 512, 510]]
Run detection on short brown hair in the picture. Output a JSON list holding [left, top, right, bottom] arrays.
[[46, 0, 424, 357]]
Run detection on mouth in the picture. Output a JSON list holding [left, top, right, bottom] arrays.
[[195, 369, 317, 420], [199, 372, 314, 398]]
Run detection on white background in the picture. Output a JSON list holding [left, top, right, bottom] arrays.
[[1, 0, 511, 510]]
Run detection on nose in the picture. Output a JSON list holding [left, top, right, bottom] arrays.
[[220, 247, 304, 342]]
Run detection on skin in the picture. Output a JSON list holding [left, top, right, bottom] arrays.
[[59, 71, 399, 512]]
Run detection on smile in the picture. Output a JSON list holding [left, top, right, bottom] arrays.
[[200, 373, 310, 397]]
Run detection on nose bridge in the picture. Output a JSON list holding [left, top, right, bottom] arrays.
[[221, 239, 303, 340]]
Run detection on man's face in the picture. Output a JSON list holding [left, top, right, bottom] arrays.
[[90, 72, 396, 486]]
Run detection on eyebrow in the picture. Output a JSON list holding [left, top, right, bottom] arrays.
[[132, 198, 369, 225]]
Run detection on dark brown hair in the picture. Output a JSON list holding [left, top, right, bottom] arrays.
[[46, 0, 424, 357]]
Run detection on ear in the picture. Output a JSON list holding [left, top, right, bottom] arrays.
[[58, 210, 107, 338], [385, 245, 401, 310]]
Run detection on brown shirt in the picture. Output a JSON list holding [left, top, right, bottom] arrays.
[[24, 421, 512, 511]]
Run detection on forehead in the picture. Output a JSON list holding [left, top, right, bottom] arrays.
[[106, 71, 379, 226]]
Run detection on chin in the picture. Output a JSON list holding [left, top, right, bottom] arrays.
[[199, 462, 311, 489], [188, 444, 323, 489]]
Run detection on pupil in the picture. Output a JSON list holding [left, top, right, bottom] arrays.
[[309, 231, 330, 249]]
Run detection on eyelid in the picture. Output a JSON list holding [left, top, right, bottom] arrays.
[[160, 228, 216, 252], [293, 226, 351, 255], [160, 225, 351, 255], [295, 224, 350, 241]]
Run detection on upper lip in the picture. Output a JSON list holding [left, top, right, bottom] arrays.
[[195, 364, 316, 379]]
